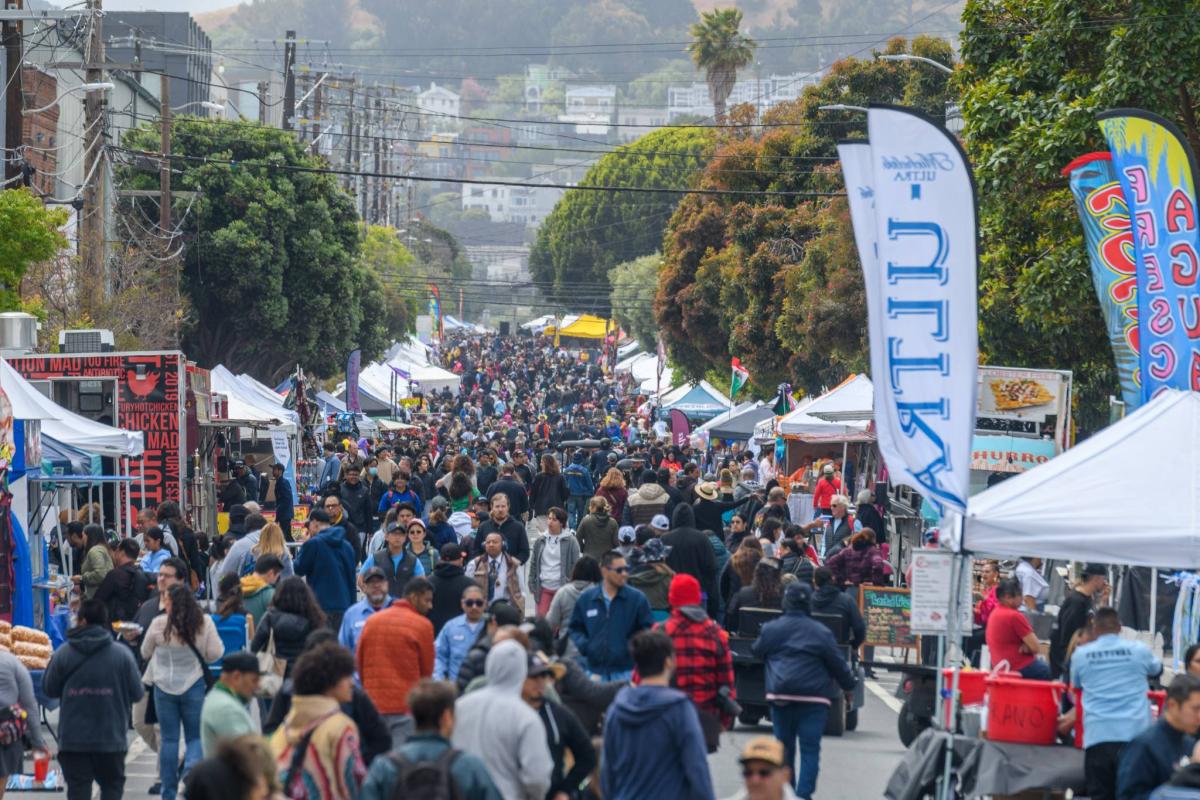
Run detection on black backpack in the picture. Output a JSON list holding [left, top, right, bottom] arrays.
[[388, 749, 463, 800]]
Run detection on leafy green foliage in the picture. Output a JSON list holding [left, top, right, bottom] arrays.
[[608, 253, 661, 351], [957, 0, 1200, 429], [0, 188, 68, 310], [120, 119, 387, 381], [656, 38, 953, 392], [529, 125, 715, 302], [359, 226, 420, 340]]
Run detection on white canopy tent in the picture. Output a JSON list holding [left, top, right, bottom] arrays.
[[964, 389, 1200, 567], [211, 366, 299, 432], [385, 337, 433, 367], [777, 375, 875, 441], [521, 314, 556, 332], [385, 358, 462, 394], [0, 359, 143, 456]]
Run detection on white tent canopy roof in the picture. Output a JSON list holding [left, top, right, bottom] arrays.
[[0, 359, 144, 456], [778, 375, 875, 440], [964, 389, 1200, 567], [211, 366, 298, 431]]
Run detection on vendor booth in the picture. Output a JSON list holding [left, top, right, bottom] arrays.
[[698, 402, 775, 442], [657, 381, 732, 422], [776, 375, 877, 493]]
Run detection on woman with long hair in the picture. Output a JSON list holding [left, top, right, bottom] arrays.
[[158, 501, 203, 588], [212, 573, 253, 673], [251, 577, 325, 675], [436, 454, 476, 495], [529, 453, 568, 540], [597, 468, 628, 522], [720, 535, 763, 609], [726, 558, 784, 633], [142, 584, 225, 800], [447, 471, 478, 513], [546, 555, 602, 635], [75, 523, 112, 600], [254, 521, 294, 577]]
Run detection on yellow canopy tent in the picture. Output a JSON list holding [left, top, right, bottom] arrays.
[[543, 314, 615, 340]]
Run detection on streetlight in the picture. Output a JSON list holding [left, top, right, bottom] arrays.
[[877, 53, 954, 75], [23, 82, 113, 114], [170, 101, 224, 114], [817, 104, 867, 113]]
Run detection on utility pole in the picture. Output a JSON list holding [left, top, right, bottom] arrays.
[[159, 74, 171, 233], [281, 30, 296, 130], [344, 84, 355, 185], [372, 95, 382, 225], [80, 0, 107, 308], [310, 72, 324, 154], [3, 0, 23, 184], [257, 80, 268, 124]]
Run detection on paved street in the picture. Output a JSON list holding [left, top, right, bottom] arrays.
[[709, 676, 906, 798]]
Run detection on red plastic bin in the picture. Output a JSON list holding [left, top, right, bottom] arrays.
[[986, 676, 1065, 745], [942, 669, 988, 725], [1071, 688, 1167, 749]]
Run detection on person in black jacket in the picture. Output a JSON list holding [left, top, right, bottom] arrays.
[[429, 543, 477, 635], [94, 538, 150, 623], [753, 581, 855, 799], [810, 567, 866, 650], [476, 494, 531, 564], [475, 450, 499, 495], [854, 489, 886, 545], [662, 503, 720, 619], [250, 577, 325, 677], [454, 600, 524, 693], [338, 466, 373, 543], [262, 629, 392, 764], [691, 482, 743, 536], [523, 653, 597, 799], [44, 599, 145, 800], [485, 464, 529, 521], [1049, 564, 1108, 679]]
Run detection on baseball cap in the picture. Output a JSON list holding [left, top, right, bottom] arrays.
[[823, 463, 835, 474], [617, 525, 636, 544], [361, 566, 387, 582], [439, 542, 466, 561], [221, 651, 263, 675], [738, 736, 785, 767], [1081, 563, 1108, 578], [527, 652, 566, 680], [650, 514, 670, 531]]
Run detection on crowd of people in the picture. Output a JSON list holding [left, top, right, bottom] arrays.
[[15, 332, 956, 800]]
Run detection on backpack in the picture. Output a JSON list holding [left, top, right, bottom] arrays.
[[388, 749, 463, 800]]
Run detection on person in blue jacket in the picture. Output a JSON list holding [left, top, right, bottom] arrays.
[[562, 451, 595, 529], [433, 584, 487, 682], [377, 473, 424, 518], [601, 629, 715, 800], [568, 550, 653, 681], [293, 508, 357, 632], [753, 580, 855, 800]]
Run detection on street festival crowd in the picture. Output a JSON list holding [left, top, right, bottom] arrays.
[[10, 331, 1200, 800]]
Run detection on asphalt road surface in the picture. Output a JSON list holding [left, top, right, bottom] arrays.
[[708, 677, 907, 799]]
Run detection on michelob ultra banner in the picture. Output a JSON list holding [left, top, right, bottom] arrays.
[[1098, 111, 1200, 399], [1062, 153, 1141, 408], [862, 105, 979, 516]]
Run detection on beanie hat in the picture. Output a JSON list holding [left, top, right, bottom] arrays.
[[668, 573, 703, 608], [783, 581, 813, 612]]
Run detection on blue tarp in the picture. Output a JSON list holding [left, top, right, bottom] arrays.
[[41, 435, 101, 477]]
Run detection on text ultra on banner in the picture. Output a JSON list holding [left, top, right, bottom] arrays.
[[1098, 111, 1200, 400], [1063, 153, 1141, 408], [865, 105, 979, 516]]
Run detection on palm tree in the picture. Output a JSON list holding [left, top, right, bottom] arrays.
[[687, 8, 757, 124]]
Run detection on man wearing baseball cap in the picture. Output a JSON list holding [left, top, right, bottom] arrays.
[[198, 651, 261, 757], [338, 565, 393, 653], [752, 581, 855, 799], [1049, 562, 1109, 679], [723, 736, 798, 800]]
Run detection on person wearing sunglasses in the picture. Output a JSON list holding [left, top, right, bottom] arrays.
[[723, 736, 798, 800], [568, 550, 653, 682], [432, 584, 487, 682]]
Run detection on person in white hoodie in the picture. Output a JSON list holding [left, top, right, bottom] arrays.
[[452, 639, 553, 800]]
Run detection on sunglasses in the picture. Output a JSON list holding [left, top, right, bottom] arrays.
[[463, 599, 485, 608], [742, 767, 777, 779], [608, 566, 629, 574]]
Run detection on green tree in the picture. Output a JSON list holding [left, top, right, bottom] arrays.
[[656, 38, 953, 390], [0, 188, 68, 310], [119, 119, 387, 381], [687, 8, 756, 123], [359, 225, 420, 339], [529, 125, 715, 304], [608, 253, 660, 350], [957, 0, 1200, 430]]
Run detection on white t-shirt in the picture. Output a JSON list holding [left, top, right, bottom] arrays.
[[1015, 560, 1049, 608]]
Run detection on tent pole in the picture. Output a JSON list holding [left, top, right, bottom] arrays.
[[1150, 567, 1159, 647], [937, 528, 965, 800], [123, 457, 132, 538], [841, 441, 848, 492]]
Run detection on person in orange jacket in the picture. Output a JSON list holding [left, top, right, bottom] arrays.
[[356, 576, 435, 747]]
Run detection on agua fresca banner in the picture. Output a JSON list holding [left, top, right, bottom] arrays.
[[1063, 153, 1141, 408], [1098, 111, 1200, 399], [863, 105, 979, 516], [669, 408, 691, 449], [345, 349, 362, 414]]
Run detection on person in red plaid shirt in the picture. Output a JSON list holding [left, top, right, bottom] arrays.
[[658, 573, 736, 750]]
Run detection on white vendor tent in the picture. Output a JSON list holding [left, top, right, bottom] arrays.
[[964, 389, 1200, 567], [211, 366, 299, 431], [778, 375, 875, 441], [521, 314, 556, 332], [386, 358, 462, 394], [0, 359, 143, 456], [385, 337, 433, 367]]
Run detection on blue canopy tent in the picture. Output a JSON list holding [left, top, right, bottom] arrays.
[[41, 435, 101, 477]]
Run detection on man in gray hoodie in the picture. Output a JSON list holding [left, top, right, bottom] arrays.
[[452, 639, 553, 800]]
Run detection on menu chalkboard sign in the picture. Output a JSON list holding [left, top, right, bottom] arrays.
[[859, 586, 917, 649]]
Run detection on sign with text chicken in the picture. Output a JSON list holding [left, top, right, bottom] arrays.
[[1098, 111, 1200, 401], [863, 105, 979, 517]]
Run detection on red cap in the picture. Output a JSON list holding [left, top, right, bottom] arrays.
[[668, 573, 702, 608]]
